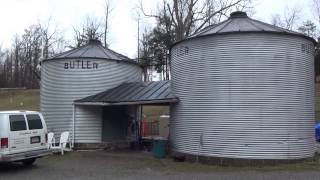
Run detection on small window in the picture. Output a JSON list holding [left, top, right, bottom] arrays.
[[26, 114, 43, 130], [9, 115, 27, 131]]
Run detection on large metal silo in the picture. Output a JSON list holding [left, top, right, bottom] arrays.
[[41, 40, 142, 143], [170, 12, 316, 160]]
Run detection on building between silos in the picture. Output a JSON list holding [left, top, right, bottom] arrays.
[[73, 80, 178, 148]]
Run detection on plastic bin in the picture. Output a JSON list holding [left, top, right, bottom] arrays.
[[153, 138, 168, 159], [315, 123, 320, 141]]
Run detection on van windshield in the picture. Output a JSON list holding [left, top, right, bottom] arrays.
[[9, 115, 27, 131], [26, 114, 43, 130]]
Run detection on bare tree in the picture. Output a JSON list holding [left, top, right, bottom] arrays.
[[0, 43, 10, 87], [139, 0, 253, 41], [271, 14, 283, 27], [313, 0, 320, 25], [270, 6, 301, 30], [312, 0, 320, 39], [73, 26, 87, 48], [40, 18, 65, 59], [21, 24, 43, 87], [3, 52, 13, 87], [298, 20, 317, 38], [84, 17, 103, 41], [12, 36, 21, 86], [0, 20, 64, 88], [137, 0, 253, 80], [72, 16, 103, 48], [103, 0, 113, 48], [283, 6, 300, 30]]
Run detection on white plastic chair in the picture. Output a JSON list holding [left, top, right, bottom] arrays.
[[51, 131, 72, 155], [47, 132, 55, 149]]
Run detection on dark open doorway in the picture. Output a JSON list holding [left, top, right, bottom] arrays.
[[102, 106, 128, 142]]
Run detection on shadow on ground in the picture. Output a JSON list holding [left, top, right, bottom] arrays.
[[0, 162, 39, 173]]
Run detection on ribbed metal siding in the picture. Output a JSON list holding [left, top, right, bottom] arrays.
[[170, 34, 315, 159], [40, 59, 142, 143], [74, 106, 102, 143]]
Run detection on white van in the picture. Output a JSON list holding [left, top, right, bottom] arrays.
[[0, 111, 50, 165]]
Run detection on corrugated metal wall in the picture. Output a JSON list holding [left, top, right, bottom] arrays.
[[170, 34, 315, 159], [41, 58, 142, 143], [74, 106, 102, 143]]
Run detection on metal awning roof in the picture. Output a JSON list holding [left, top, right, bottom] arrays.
[[74, 81, 178, 106]]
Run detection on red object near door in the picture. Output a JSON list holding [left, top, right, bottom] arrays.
[[142, 120, 149, 137]]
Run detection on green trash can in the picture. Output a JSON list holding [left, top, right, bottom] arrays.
[[153, 138, 168, 159]]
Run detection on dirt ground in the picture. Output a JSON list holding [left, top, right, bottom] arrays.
[[1, 150, 320, 180]]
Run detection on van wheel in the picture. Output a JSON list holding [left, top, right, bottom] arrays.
[[22, 158, 36, 166]]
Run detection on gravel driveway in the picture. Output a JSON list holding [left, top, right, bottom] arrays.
[[0, 150, 320, 180]]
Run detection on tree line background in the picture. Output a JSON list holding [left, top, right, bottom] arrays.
[[1, 0, 320, 88]]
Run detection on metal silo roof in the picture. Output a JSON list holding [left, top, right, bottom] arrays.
[[185, 11, 316, 44], [44, 39, 138, 64]]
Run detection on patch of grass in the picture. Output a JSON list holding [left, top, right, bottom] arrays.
[[140, 158, 222, 172], [0, 89, 40, 111], [41, 151, 320, 173], [139, 154, 320, 172]]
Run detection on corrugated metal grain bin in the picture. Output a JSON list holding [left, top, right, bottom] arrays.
[[40, 40, 142, 143], [170, 11, 316, 160]]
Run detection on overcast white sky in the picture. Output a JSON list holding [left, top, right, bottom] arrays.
[[0, 0, 316, 58]]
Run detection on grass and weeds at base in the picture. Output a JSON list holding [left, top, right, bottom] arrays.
[[0, 89, 39, 111], [139, 153, 320, 172]]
